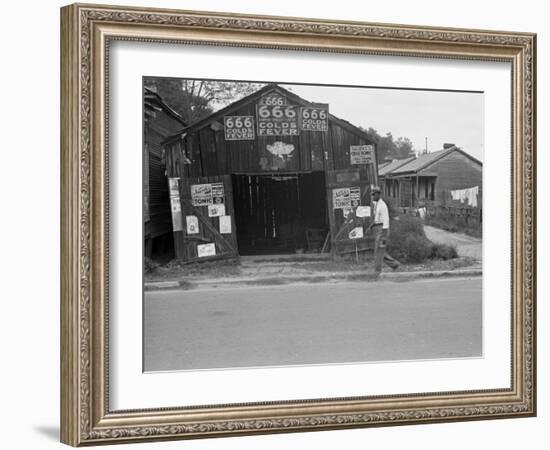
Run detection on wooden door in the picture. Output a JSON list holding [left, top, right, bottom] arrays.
[[175, 175, 239, 262], [325, 169, 374, 256]]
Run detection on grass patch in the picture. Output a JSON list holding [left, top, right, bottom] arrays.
[[425, 214, 482, 238], [145, 257, 242, 281], [387, 214, 458, 264]]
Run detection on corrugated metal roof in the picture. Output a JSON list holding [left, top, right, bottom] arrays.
[[391, 148, 454, 174], [379, 157, 416, 176]]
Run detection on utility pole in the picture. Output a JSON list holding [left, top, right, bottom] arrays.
[[425, 136, 428, 154]]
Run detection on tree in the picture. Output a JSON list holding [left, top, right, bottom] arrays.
[[394, 137, 415, 158], [362, 127, 416, 162], [144, 78, 264, 124]]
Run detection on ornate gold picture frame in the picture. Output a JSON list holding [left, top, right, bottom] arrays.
[[60, 3, 536, 446]]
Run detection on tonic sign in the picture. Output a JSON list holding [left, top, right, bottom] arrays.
[[191, 183, 213, 206], [332, 188, 351, 209], [332, 186, 361, 209], [224, 116, 254, 141], [301, 105, 328, 131]]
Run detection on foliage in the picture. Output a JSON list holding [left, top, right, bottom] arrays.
[[144, 257, 160, 274], [425, 212, 482, 238], [386, 214, 458, 263], [144, 78, 265, 124], [362, 127, 416, 162], [387, 215, 431, 263], [430, 242, 458, 260]]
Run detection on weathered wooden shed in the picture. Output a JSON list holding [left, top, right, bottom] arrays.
[[144, 87, 187, 258], [382, 145, 482, 208], [162, 84, 378, 262]]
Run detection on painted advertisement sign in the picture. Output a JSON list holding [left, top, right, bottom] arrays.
[[300, 105, 328, 131], [197, 243, 216, 258], [350, 144, 374, 165], [168, 177, 183, 231], [186, 215, 199, 235], [349, 227, 364, 239], [219, 216, 232, 234], [208, 204, 226, 217], [332, 186, 361, 209], [350, 186, 361, 207], [224, 115, 255, 141], [211, 182, 225, 204], [257, 93, 299, 137], [332, 188, 351, 209]]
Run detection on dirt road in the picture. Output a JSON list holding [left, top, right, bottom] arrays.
[[424, 225, 482, 261]]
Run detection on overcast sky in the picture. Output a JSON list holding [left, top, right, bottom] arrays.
[[283, 83, 484, 161]]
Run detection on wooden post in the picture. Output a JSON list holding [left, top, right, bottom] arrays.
[[416, 175, 420, 208]]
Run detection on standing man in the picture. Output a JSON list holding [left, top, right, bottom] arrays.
[[368, 186, 400, 274]]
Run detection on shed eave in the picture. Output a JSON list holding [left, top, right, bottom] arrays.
[[161, 83, 374, 146]]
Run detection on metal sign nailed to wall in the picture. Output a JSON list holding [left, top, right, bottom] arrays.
[[197, 242, 216, 258], [332, 186, 361, 209], [350, 144, 374, 165], [168, 177, 183, 231], [191, 183, 213, 206], [257, 101, 299, 136], [300, 105, 328, 131], [332, 188, 351, 209], [191, 182, 225, 206], [350, 186, 361, 207], [224, 115, 255, 140], [211, 182, 225, 204], [258, 92, 287, 106]]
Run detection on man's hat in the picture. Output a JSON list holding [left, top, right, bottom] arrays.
[[371, 186, 381, 193]]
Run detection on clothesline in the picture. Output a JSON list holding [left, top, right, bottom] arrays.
[[450, 186, 479, 207]]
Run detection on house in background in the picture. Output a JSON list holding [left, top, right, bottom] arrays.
[[144, 87, 187, 259], [381, 144, 482, 208], [378, 156, 416, 200]]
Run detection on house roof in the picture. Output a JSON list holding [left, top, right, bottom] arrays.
[[144, 87, 187, 126], [162, 83, 373, 145], [379, 156, 416, 176], [390, 147, 482, 175]]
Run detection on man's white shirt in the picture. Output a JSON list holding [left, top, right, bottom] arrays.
[[373, 199, 390, 230]]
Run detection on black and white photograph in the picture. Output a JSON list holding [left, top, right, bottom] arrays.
[[143, 78, 483, 372]]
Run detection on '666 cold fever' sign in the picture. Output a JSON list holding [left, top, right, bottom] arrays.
[[300, 105, 328, 131], [224, 116, 255, 141], [256, 93, 299, 137]]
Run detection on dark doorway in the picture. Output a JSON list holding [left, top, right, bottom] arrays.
[[232, 172, 328, 255]]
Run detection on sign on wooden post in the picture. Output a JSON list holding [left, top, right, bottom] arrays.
[[350, 144, 374, 165]]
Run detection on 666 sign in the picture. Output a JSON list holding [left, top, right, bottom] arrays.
[[256, 104, 299, 137], [224, 116, 255, 141], [301, 106, 328, 131]]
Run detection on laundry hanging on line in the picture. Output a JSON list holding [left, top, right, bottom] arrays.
[[450, 186, 479, 207]]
